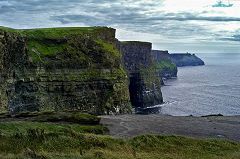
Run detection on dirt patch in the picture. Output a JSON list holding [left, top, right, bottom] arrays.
[[101, 115, 240, 141]]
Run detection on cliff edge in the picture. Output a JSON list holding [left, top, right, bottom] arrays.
[[170, 53, 205, 67], [0, 26, 131, 114]]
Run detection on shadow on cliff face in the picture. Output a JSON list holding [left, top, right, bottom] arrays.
[[128, 72, 163, 114], [129, 73, 143, 108], [119, 41, 163, 114]]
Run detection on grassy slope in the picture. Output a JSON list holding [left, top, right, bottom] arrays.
[[0, 26, 126, 81], [0, 131, 239, 159], [0, 26, 104, 38], [0, 112, 239, 159], [0, 121, 107, 136], [0, 26, 119, 67]]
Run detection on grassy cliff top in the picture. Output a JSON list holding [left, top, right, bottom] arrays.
[[0, 26, 115, 39], [0, 26, 121, 69]]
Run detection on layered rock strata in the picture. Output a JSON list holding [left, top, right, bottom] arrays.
[[0, 27, 131, 114]]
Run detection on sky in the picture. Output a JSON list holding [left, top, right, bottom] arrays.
[[0, 0, 239, 53]]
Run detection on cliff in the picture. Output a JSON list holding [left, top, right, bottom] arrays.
[[0, 26, 131, 114], [151, 50, 178, 79], [170, 53, 205, 67], [119, 41, 163, 113]]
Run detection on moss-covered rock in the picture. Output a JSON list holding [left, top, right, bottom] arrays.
[[152, 50, 178, 80], [0, 26, 131, 114]]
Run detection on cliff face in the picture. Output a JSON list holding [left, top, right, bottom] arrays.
[[170, 53, 205, 67], [120, 41, 163, 113], [0, 27, 131, 114], [151, 50, 177, 79]]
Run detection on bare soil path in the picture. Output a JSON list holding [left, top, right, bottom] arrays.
[[101, 115, 240, 141]]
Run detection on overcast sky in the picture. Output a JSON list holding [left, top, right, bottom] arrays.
[[0, 0, 239, 53]]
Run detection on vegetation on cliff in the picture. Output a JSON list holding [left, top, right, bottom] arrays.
[[155, 59, 177, 80], [0, 26, 119, 68], [151, 50, 178, 79], [0, 26, 131, 114], [156, 59, 177, 73]]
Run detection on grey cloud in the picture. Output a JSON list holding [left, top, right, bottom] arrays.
[[51, 15, 106, 25], [0, 0, 239, 53], [0, 5, 16, 14], [160, 12, 240, 22], [52, 12, 240, 27], [233, 35, 240, 41], [50, 11, 220, 39], [221, 35, 240, 42]]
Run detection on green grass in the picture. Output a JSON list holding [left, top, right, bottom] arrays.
[[156, 59, 177, 72], [1, 111, 101, 125], [33, 112, 100, 125], [20, 27, 97, 39], [27, 40, 67, 62], [0, 112, 239, 158], [96, 39, 121, 58], [0, 121, 108, 136], [0, 26, 119, 68], [0, 111, 107, 136], [0, 26, 110, 39], [0, 131, 239, 159]]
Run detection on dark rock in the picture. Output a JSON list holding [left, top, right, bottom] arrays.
[[170, 53, 205, 67], [119, 41, 163, 113], [201, 114, 224, 117]]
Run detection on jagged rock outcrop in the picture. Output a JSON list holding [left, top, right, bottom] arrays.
[[119, 41, 163, 113], [170, 53, 205, 67], [151, 50, 177, 79], [0, 26, 131, 114]]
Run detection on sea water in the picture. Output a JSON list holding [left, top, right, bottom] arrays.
[[160, 53, 240, 116]]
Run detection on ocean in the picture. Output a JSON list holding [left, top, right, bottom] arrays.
[[160, 53, 240, 116]]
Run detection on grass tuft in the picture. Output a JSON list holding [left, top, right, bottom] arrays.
[[0, 133, 239, 159]]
